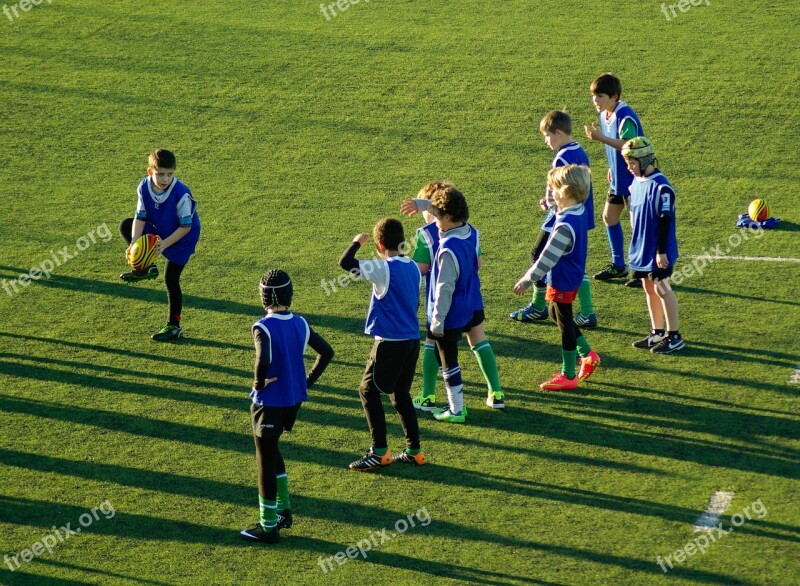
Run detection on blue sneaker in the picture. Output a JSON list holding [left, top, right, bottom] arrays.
[[509, 303, 548, 322], [575, 313, 598, 328]]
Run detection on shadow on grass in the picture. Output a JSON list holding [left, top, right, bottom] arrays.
[[0, 568, 94, 585], [1, 447, 798, 546], [0, 478, 759, 585], [677, 284, 800, 307], [0, 332, 250, 379], [3, 559, 171, 585]]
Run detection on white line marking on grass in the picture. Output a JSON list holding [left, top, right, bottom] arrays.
[[684, 255, 800, 263], [789, 366, 800, 385], [693, 491, 736, 533]]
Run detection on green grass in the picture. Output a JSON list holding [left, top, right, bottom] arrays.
[[1, 1, 799, 584]]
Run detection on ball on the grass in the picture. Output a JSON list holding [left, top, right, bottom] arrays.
[[748, 199, 769, 222], [127, 234, 160, 271]]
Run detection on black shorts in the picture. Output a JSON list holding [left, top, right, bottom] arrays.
[[606, 190, 630, 205], [360, 339, 419, 396], [251, 403, 301, 438], [427, 309, 485, 342], [632, 267, 674, 281]]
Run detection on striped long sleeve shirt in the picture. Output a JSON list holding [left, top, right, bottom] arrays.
[[518, 225, 574, 287]]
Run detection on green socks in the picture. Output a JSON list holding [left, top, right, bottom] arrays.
[[259, 495, 277, 529], [421, 343, 439, 398], [576, 336, 591, 359], [276, 473, 290, 512], [471, 341, 502, 393], [532, 284, 547, 311], [372, 447, 388, 456], [577, 274, 594, 315], [406, 448, 421, 455], [562, 349, 577, 379]]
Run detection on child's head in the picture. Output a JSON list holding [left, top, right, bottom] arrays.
[[429, 185, 469, 230], [621, 136, 656, 177], [546, 164, 591, 207], [259, 269, 293, 310], [373, 217, 406, 255], [590, 73, 621, 113], [539, 110, 572, 151], [148, 149, 177, 191], [418, 181, 454, 224]]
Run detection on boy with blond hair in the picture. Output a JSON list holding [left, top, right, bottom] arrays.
[[514, 165, 601, 391]]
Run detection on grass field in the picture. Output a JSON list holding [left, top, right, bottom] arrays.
[[1, 1, 799, 584]]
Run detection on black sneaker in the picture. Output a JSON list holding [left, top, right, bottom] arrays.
[[239, 524, 280, 543], [593, 264, 627, 280], [391, 450, 426, 466], [120, 265, 159, 283], [277, 510, 293, 529], [632, 332, 666, 349], [651, 334, 685, 354], [624, 278, 642, 288], [348, 449, 392, 471]]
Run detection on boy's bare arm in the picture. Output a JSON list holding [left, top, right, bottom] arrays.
[[400, 198, 432, 216], [158, 226, 191, 253]]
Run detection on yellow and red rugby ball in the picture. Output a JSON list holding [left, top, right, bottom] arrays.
[[748, 199, 769, 222], [127, 234, 160, 271]]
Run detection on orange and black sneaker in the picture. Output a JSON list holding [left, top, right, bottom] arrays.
[[540, 373, 579, 391], [392, 450, 426, 466], [348, 449, 392, 471], [578, 350, 601, 381]]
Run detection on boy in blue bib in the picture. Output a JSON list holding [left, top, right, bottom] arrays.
[[119, 149, 201, 341], [240, 270, 334, 544], [621, 137, 685, 354], [339, 218, 426, 470], [515, 166, 601, 391]]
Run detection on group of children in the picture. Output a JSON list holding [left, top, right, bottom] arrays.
[[119, 72, 684, 544]]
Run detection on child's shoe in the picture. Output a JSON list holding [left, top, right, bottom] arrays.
[[578, 350, 601, 381], [593, 264, 627, 280], [412, 392, 437, 411], [574, 313, 598, 328], [432, 407, 466, 423], [651, 333, 685, 354], [239, 524, 280, 544], [509, 303, 549, 322], [120, 265, 158, 282], [348, 449, 392, 471], [152, 323, 183, 341], [391, 450, 426, 466], [277, 510, 293, 529], [632, 331, 666, 349], [485, 391, 505, 409], [540, 373, 579, 391]]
